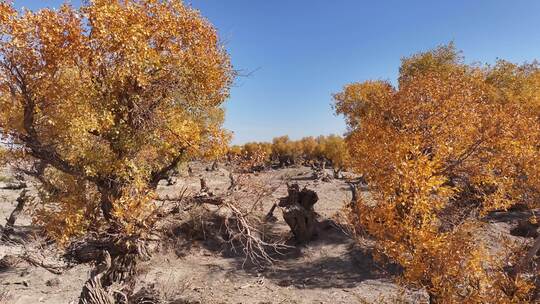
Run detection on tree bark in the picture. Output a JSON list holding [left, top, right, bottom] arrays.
[[279, 184, 319, 243], [283, 205, 317, 243], [97, 183, 123, 222], [79, 251, 114, 304], [200, 178, 209, 193], [348, 182, 359, 208]]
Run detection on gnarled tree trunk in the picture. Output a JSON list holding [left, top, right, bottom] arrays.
[[279, 183, 319, 243], [79, 251, 114, 304]]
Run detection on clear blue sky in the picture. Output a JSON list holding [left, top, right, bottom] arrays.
[[14, 1, 540, 144]]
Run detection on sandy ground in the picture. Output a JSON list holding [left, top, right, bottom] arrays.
[[0, 162, 529, 303]]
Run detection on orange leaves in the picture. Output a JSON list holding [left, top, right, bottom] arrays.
[[333, 80, 395, 130], [337, 44, 540, 302], [0, 0, 233, 241]]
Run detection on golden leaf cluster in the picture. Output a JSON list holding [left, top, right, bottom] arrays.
[[0, 0, 233, 241], [228, 134, 350, 170], [335, 44, 540, 302]]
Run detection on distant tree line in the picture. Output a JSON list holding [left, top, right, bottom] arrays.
[[227, 135, 349, 174]]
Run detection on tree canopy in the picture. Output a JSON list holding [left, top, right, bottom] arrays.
[[335, 44, 540, 302], [0, 0, 233, 242]]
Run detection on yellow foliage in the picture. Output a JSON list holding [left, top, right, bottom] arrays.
[[231, 135, 349, 170], [0, 0, 233, 241], [335, 44, 540, 302]]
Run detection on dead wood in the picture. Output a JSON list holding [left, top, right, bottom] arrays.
[[128, 286, 162, 304], [311, 162, 332, 182], [79, 277, 115, 304], [221, 201, 290, 266], [199, 178, 209, 193], [2, 190, 30, 241], [21, 253, 66, 275], [347, 181, 359, 208], [193, 194, 224, 206], [333, 168, 343, 179], [279, 183, 319, 243], [264, 203, 278, 222], [0, 255, 22, 271], [172, 183, 290, 266], [166, 176, 176, 186], [0, 182, 26, 190], [227, 171, 237, 192], [102, 253, 137, 287]]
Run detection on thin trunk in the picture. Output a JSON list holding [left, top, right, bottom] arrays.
[[2, 190, 29, 240], [100, 196, 115, 222], [264, 203, 278, 221], [97, 185, 122, 222], [348, 182, 358, 207]]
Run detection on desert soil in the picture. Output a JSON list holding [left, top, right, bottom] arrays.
[[0, 163, 529, 303]]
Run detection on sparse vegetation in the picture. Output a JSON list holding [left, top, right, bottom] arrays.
[[0, 2, 537, 304], [229, 134, 350, 175]]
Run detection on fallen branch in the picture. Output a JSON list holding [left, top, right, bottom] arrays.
[[0, 182, 26, 190], [221, 201, 291, 267], [264, 203, 278, 222], [193, 194, 224, 206], [21, 253, 67, 275]]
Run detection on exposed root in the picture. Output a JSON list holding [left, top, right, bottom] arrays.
[[79, 251, 115, 304]]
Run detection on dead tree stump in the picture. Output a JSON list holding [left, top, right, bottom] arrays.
[[0, 182, 26, 190], [333, 168, 344, 179], [200, 178, 209, 193], [311, 160, 332, 182], [227, 172, 237, 192], [279, 184, 319, 243]]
